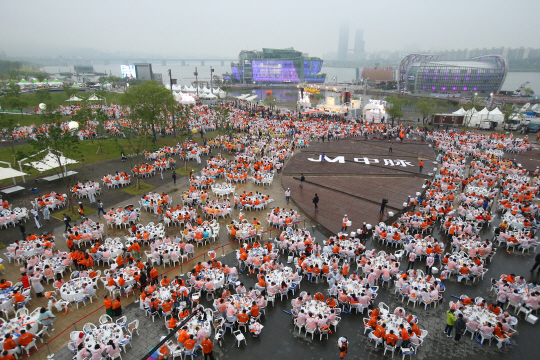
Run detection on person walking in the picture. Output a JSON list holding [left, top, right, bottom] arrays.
[[172, 171, 177, 185], [300, 174, 305, 188], [285, 188, 291, 204], [419, 160, 424, 173], [38, 307, 56, 332], [337, 337, 348, 358], [530, 253, 540, 272], [201, 335, 215, 360], [454, 314, 466, 343], [30, 208, 42, 229], [97, 200, 105, 218], [313, 194, 319, 211], [19, 223, 26, 241], [389, 143, 392, 153], [64, 214, 72, 232], [445, 309, 457, 338], [380, 198, 388, 215]]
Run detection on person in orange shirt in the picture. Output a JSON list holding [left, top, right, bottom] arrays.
[[112, 296, 122, 317], [384, 329, 399, 347], [201, 336, 215, 359], [161, 276, 170, 287], [2, 334, 18, 353], [150, 267, 158, 285], [326, 297, 336, 308], [183, 335, 197, 352], [0, 280, 12, 289], [104, 295, 114, 317], [367, 315, 379, 328], [17, 330, 34, 347], [116, 255, 124, 268], [158, 343, 169, 360], [177, 326, 189, 344], [118, 275, 126, 296]]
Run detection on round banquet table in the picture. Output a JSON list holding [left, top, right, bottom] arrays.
[[84, 323, 124, 350], [61, 277, 93, 302]]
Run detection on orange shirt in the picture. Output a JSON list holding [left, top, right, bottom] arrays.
[[17, 333, 34, 347], [201, 339, 213, 354], [104, 299, 112, 309], [112, 300, 121, 309]]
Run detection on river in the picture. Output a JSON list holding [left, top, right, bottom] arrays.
[[42, 63, 540, 96]]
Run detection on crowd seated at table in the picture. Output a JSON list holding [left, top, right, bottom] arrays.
[[102, 172, 131, 188]]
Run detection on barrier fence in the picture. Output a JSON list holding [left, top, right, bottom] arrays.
[[23, 219, 307, 359]]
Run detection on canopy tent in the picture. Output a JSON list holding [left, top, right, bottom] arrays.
[[245, 94, 258, 101], [489, 107, 505, 123], [184, 85, 196, 92], [202, 93, 218, 99], [18, 148, 79, 183], [65, 95, 84, 102], [50, 79, 63, 87], [87, 94, 104, 101], [0, 161, 28, 185], [72, 83, 79, 88], [236, 94, 250, 100], [26, 152, 79, 172], [452, 107, 466, 115], [363, 103, 386, 123]]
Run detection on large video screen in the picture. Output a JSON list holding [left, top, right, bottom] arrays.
[[121, 65, 136, 79]]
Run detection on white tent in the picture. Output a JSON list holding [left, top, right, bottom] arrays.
[[87, 94, 104, 101], [452, 107, 466, 115], [236, 94, 250, 100], [489, 107, 504, 123], [184, 85, 196, 92], [175, 92, 196, 104], [65, 95, 84, 102], [26, 151, 79, 172], [0, 161, 28, 185], [245, 94, 258, 101], [363, 103, 385, 123], [50, 79, 63, 88], [202, 93, 218, 99], [171, 84, 183, 91], [202, 86, 210, 93]]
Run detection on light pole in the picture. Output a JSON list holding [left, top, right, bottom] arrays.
[[210, 66, 214, 94], [194, 67, 199, 101], [168, 69, 172, 93]]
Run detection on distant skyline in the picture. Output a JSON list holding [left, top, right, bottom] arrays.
[[1, 0, 539, 59]]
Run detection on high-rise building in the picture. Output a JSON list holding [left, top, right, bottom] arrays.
[[338, 24, 349, 61], [354, 29, 365, 56]]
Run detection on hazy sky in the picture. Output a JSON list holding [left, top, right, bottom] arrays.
[[2, 0, 540, 58]]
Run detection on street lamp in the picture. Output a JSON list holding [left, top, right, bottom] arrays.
[[194, 67, 199, 100], [210, 67, 214, 94]]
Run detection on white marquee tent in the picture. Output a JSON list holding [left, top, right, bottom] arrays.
[[18, 148, 79, 183], [0, 161, 28, 185]]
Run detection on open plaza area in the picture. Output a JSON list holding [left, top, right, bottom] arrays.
[[0, 100, 539, 360]]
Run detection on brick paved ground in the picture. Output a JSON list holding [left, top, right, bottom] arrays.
[[52, 223, 540, 360]]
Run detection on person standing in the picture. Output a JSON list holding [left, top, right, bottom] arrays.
[[341, 215, 349, 232], [454, 313, 466, 343], [19, 223, 26, 241], [64, 213, 74, 231], [97, 200, 105, 218], [337, 337, 348, 358], [407, 252, 416, 270], [419, 160, 424, 173], [38, 307, 56, 332], [313, 194, 319, 211], [201, 335, 215, 360], [285, 188, 291, 204], [30, 208, 41, 229], [380, 198, 388, 215], [172, 171, 177, 185], [300, 174, 305, 188], [530, 253, 540, 272], [389, 143, 392, 153], [41, 206, 50, 223], [112, 296, 122, 317], [445, 309, 456, 338], [104, 295, 114, 318]]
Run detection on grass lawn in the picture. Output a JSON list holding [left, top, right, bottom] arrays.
[[19, 91, 124, 110], [121, 182, 156, 195], [174, 166, 200, 176], [0, 135, 192, 184], [50, 207, 96, 222]]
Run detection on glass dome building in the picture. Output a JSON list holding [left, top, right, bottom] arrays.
[[398, 54, 508, 97]]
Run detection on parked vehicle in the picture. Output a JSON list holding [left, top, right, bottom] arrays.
[[504, 120, 522, 131], [523, 121, 540, 133]]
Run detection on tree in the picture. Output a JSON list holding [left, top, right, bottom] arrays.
[[29, 111, 83, 213], [6, 96, 28, 117], [121, 80, 175, 141], [263, 94, 277, 110], [415, 100, 433, 124], [523, 87, 534, 96], [501, 104, 515, 122], [463, 94, 483, 127], [36, 73, 46, 83], [385, 95, 403, 127], [63, 86, 79, 102], [213, 104, 231, 132], [35, 88, 51, 105]]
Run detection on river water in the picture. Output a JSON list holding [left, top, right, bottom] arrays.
[[42, 62, 540, 97]]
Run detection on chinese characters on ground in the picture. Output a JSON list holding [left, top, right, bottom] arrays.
[[307, 155, 414, 167]]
